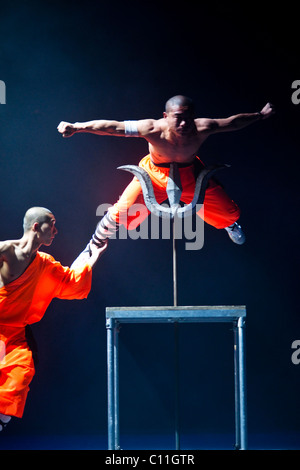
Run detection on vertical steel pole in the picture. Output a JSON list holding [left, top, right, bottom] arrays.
[[233, 321, 241, 449], [114, 322, 120, 450], [174, 321, 180, 450], [238, 317, 247, 450], [172, 216, 178, 308], [172, 216, 180, 450], [106, 318, 115, 449]]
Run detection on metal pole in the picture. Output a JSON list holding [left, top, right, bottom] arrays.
[[172, 216, 178, 307], [174, 322, 180, 450], [114, 322, 120, 450], [233, 321, 241, 449], [172, 216, 180, 450], [106, 318, 115, 449], [238, 317, 247, 450]]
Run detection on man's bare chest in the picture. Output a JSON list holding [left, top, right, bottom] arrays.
[[0, 255, 31, 287], [149, 138, 200, 163]]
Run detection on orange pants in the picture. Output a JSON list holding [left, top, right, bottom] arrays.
[[109, 155, 240, 230], [0, 326, 34, 418]]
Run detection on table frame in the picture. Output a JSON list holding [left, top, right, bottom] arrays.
[[106, 305, 247, 450]]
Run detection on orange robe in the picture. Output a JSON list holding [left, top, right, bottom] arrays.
[[0, 251, 92, 418]]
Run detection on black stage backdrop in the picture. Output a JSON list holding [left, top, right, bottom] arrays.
[[0, 0, 299, 450]]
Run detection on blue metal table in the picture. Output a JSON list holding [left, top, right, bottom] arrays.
[[106, 305, 247, 450]]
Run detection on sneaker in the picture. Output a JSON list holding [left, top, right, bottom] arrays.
[[0, 415, 11, 431], [224, 222, 246, 245]]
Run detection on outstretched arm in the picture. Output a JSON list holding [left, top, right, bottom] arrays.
[[57, 118, 158, 138], [200, 102, 275, 135], [57, 119, 126, 138], [84, 240, 108, 269], [70, 240, 108, 270]]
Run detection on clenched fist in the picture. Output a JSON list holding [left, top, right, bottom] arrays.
[[57, 121, 77, 138], [259, 103, 275, 119]]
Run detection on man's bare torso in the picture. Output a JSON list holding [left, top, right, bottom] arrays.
[[0, 241, 35, 288], [144, 118, 209, 164]]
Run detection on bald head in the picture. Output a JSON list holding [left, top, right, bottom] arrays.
[[165, 95, 195, 114], [23, 207, 54, 233]]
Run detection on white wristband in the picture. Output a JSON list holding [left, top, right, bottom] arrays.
[[124, 120, 139, 137]]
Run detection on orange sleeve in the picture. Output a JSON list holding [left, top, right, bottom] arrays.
[[51, 262, 92, 300], [0, 252, 93, 327], [38, 253, 93, 301]]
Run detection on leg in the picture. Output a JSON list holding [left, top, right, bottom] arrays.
[[179, 164, 245, 244], [0, 329, 35, 419], [91, 155, 171, 246], [196, 179, 241, 229], [198, 181, 245, 244], [91, 176, 150, 248]]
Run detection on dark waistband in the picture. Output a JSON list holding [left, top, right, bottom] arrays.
[[151, 158, 197, 168]]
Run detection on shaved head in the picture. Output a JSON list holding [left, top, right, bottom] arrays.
[[165, 95, 195, 114], [23, 207, 53, 233]]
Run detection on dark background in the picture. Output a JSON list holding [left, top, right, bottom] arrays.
[[0, 0, 299, 449]]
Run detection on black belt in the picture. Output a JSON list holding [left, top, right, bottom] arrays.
[[151, 158, 205, 179], [151, 159, 196, 168]]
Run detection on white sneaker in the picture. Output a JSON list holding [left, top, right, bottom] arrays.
[[224, 222, 246, 245], [0, 414, 11, 431]]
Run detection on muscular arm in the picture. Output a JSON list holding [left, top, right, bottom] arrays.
[[57, 118, 158, 139], [57, 119, 126, 137], [200, 102, 275, 135]]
